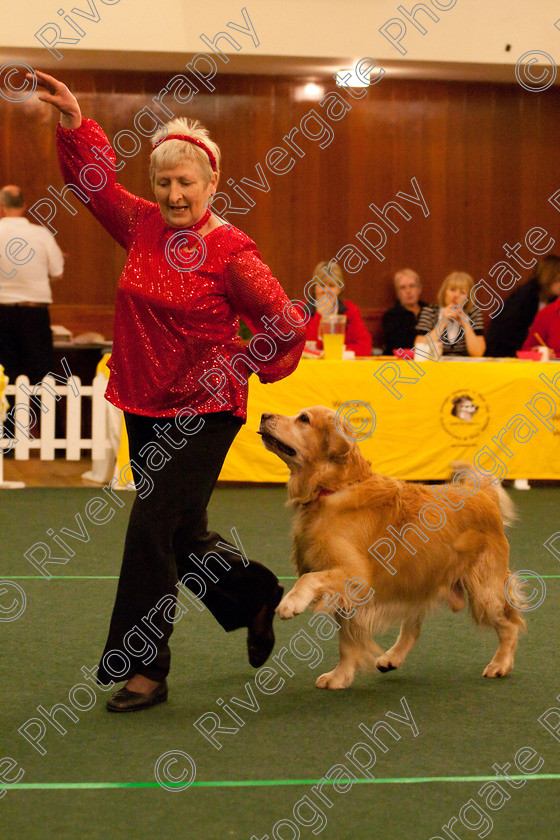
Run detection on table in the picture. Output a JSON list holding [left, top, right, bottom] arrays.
[[217, 359, 560, 482], [53, 342, 113, 385]]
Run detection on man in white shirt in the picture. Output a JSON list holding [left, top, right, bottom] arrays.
[[0, 185, 64, 383]]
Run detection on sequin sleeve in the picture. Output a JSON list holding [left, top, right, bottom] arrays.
[[56, 118, 152, 250], [225, 244, 306, 384]]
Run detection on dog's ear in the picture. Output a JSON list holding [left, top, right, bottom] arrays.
[[324, 416, 352, 462], [328, 432, 352, 462], [287, 464, 324, 506]]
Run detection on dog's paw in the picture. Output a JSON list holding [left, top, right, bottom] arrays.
[[483, 660, 512, 678], [376, 654, 398, 673], [315, 669, 354, 689], [276, 592, 308, 619]]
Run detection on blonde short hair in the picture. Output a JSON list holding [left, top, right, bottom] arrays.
[[437, 271, 475, 309], [394, 268, 420, 289], [312, 260, 344, 288], [150, 118, 221, 187]]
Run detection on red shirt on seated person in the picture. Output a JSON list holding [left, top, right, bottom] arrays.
[[304, 261, 372, 357], [522, 297, 560, 356]]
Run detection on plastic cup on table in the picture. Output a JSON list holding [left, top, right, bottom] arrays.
[[319, 315, 347, 360]]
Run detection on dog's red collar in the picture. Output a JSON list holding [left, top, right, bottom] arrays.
[[298, 488, 336, 507]]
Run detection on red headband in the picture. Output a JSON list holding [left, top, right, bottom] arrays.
[[151, 134, 217, 172]]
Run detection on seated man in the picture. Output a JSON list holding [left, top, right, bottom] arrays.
[[382, 268, 427, 354]]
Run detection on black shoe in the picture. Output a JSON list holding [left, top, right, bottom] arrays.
[[247, 584, 284, 668], [106, 680, 168, 712]]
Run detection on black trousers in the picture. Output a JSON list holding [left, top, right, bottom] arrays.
[[97, 410, 280, 685], [0, 304, 54, 384]]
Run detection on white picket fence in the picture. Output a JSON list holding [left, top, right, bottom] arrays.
[[0, 373, 111, 475]]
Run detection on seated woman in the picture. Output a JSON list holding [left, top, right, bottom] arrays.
[[485, 255, 560, 357], [521, 296, 560, 356], [414, 272, 486, 357], [305, 261, 372, 356]]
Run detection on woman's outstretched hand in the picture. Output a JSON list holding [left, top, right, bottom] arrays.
[[28, 70, 82, 129]]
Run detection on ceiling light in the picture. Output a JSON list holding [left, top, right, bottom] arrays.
[[294, 82, 325, 101]]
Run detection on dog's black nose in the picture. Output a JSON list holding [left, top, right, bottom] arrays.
[[261, 413, 272, 422]]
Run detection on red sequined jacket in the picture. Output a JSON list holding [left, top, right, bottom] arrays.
[[56, 119, 305, 418]]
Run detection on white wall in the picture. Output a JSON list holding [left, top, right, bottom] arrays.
[[1, 0, 560, 72]]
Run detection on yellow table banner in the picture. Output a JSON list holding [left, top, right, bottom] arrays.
[[218, 359, 560, 482]]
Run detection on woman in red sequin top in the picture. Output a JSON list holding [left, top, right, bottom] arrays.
[[34, 71, 305, 712]]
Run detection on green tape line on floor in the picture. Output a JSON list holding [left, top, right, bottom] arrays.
[[3, 774, 560, 790]]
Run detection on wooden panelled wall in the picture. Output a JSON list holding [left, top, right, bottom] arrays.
[[2, 70, 560, 345]]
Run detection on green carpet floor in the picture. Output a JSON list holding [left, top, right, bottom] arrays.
[[1, 487, 559, 839]]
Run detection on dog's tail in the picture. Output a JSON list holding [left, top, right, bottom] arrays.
[[494, 483, 517, 528], [450, 461, 517, 528]]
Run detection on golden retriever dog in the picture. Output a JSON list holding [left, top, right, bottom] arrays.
[[258, 406, 526, 689]]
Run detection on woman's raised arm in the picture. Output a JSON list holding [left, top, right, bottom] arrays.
[[28, 69, 151, 250], [27, 70, 82, 129]]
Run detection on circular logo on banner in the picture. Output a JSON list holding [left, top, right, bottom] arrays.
[[440, 389, 489, 442]]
